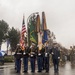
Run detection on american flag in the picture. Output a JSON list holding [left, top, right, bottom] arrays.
[[20, 15, 26, 50], [21, 16, 26, 35]]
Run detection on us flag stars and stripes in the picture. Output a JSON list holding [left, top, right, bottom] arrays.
[[20, 15, 26, 50]]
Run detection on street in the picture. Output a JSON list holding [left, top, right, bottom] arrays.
[[0, 61, 75, 75]]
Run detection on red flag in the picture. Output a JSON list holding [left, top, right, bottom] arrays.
[[20, 15, 26, 50]]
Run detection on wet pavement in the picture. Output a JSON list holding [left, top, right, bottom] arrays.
[[0, 61, 75, 75]]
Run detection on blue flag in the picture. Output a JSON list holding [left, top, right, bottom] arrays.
[[42, 30, 48, 44]]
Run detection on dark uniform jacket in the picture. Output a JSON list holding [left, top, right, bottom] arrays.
[[37, 49, 43, 57], [14, 47, 23, 59], [41, 47, 45, 57], [51, 47, 60, 59], [29, 47, 36, 58], [23, 46, 30, 58], [44, 46, 50, 57]]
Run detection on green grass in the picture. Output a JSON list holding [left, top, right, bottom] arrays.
[[4, 55, 14, 62]]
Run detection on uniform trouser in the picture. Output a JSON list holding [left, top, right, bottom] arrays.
[[44, 57, 49, 72], [15, 58, 17, 69], [23, 57, 28, 71], [53, 59, 59, 72], [30, 57, 35, 72], [16, 58, 21, 72], [37, 56, 42, 71], [42, 56, 45, 69]]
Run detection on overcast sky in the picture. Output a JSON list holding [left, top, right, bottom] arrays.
[[0, 0, 75, 49]]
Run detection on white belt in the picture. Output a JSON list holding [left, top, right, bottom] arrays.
[[17, 53, 22, 54], [31, 55, 33, 57], [45, 53, 48, 57], [38, 53, 41, 56], [23, 52, 26, 55]]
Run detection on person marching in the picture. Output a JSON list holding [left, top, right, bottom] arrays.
[[15, 44, 23, 73], [29, 43, 36, 73], [37, 46, 43, 73], [44, 43, 50, 73], [22, 44, 29, 73], [51, 43, 60, 73], [41, 45, 45, 70]]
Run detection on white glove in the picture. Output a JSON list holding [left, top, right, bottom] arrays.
[[58, 57, 60, 59], [30, 45, 32, 48], [52, 52, 54, 55]]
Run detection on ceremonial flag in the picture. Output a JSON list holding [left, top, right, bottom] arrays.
[[42, 30, 48, 44], [29, 18, 37, 43], [38, 32, 42, 50], [42, 12, 47, 30], [42, 12, 48, 44], [20, 15, 26, 50], [36, 15, 42, 50]]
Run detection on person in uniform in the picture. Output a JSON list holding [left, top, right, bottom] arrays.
[[44, 43, 50, 73], [51, 43, 60, 73], [14, 53, 17, 70], [70, 46, 75, 66], [37, 47, 43, 73], [41, 45, 45, 70], [29, 43, 36, 73], [23, 44, 29, 73], [14, 44, 23, 73]]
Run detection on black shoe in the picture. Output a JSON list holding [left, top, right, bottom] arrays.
[[23, 71, 28, 73], [16, 71, 20, 73], [37, 71, 42, 73], [56, 71, 58, 73], [31, 71, 35, 73], [42, 68, 45, 70], [54, 70, 58, 73], [46, 71, 49, 73], [15, 67, 16, 70]]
